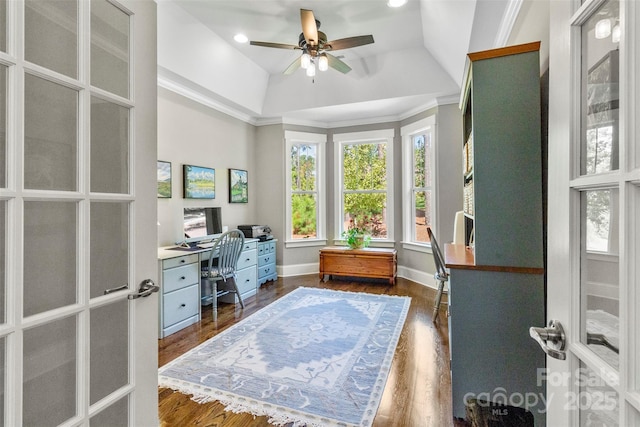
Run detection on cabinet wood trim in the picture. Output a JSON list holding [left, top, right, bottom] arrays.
[[444, 243, 544, 275], [467, 41, 541, 62]]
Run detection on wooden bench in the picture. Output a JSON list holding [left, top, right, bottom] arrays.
[[319, 246, 397, 285]]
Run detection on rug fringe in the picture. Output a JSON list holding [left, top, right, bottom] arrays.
[[160, 378, 350, 427]]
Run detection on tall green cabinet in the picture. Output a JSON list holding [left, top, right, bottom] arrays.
[[445, 42, 546, 426]]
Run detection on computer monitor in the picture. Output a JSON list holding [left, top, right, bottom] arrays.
[[182, 207, 222, 243]]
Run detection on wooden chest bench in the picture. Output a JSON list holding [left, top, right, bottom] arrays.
[[319, 246, 397, 285]]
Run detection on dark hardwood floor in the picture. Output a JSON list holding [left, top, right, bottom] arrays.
[[158, 275, 453, 427]]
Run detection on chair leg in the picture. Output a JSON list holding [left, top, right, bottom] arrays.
[[212, 280, 217, 322], [231, 276, 244, 309], [432, 279, 445, 322]]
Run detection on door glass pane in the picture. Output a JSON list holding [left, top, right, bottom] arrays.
[[24, 74, 78, 191], [0, 0, 6, 52], [23, 316, 77, 426], [90, 395, 128, 426], [578, 363, 619, 426], [90, 202, 128, 298], [24, 201, 77, 316], [90, 97, 129, 193], [90, 300, 128, 404], [0, 64, 6, 188], [25, 0, 78, 78], [580, 189, 619, 369], [0, 336, 4, 426], [580, 0, 620, 176], [91, 0, 129, 98], [0, 201, 5, 323]]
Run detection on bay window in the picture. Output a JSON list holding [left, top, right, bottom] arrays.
[[334, 129, 394, 244]]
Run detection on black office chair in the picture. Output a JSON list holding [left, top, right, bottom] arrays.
[[201, 229, 246, 317], [427, 227, 448, 323]]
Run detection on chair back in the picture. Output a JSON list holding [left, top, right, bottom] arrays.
[[207, 229, 245, 280], [427, 227, 448, 280]]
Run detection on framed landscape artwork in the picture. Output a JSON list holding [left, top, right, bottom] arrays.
[[183, 164, 215, 199], [229, 168, 248, 203], [157, 160, 172, 198]]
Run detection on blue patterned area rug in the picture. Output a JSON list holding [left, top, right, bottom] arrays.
[[159, 287, 411, 427]]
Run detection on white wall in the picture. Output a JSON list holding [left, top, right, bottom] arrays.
[[157, 87, 256, 246]]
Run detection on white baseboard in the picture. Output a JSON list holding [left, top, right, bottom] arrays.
[[277, 263, 440, 290], [278, 263, 319, 278], [397, 265, 438, 290]]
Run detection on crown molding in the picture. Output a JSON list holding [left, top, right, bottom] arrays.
[[494, 0, 524, 47], [158, 69, 460, 129], [157, 68, 259, 125]]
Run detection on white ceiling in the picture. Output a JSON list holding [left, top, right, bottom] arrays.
[[157, 0, 515, 126]]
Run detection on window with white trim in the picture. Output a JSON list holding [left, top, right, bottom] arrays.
[[334, 129, 394, 243], [402, 116, 436, 246], [285, 131, 326, 247]]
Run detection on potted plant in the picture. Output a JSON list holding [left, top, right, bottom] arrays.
[[342, 219, 371, 249]]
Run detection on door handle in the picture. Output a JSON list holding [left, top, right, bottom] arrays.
[[128, 279, 159, 300], [529, 320, 567, 360], [587, 332, 619, 354], [104, 284, 128, 295]]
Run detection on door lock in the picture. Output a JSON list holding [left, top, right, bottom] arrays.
[[529, 320, 567, 360]]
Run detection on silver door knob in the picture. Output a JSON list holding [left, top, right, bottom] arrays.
[[128, 279, 159, 300], [530, 320, 567, 360]]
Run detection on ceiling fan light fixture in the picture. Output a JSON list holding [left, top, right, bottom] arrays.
[[301, 52, 311, 69], [318, 54, 328, 71], [595, 18, 611, 39], [612, 24, 621, 43], [387, 0, 407, 8], [306, 62, 316, 77]]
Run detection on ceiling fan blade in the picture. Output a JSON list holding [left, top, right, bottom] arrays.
[[326, 35, 374, 51], [300, 9, 319, 46], [283, 56, 301, 75], [327, 53, 351, 74], [250, 41, 299, 50]]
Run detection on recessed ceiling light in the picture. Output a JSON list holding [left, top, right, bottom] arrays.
[[387, 0, 407, 7], [234, 33, 248, 43]]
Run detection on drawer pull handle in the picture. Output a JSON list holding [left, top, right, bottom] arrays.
[[180, 303, 186, 308], [245, 279, 250, 283], [104, 284, 128, 295], [180, 259, 186, 263], [180, 276, 185, 280]]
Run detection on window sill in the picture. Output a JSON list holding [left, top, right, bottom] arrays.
[[285, 239, 328, 249], [332, 239, 396, 248], [401, 241, 433, 253]]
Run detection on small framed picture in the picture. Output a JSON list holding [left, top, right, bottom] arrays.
[[183, 164, 216, 199], [229, 168, 248, 203], [157, 160, 172, 198]]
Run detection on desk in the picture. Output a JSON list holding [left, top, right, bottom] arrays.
[[157, 239, 258, 338], [444, 244, 546, 421], [319, 246, 397, 284]]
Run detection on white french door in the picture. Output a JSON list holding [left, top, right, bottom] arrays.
[[0, 0, 158, 426], [546, 0, 640, 425]]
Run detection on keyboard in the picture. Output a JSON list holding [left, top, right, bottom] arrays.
[[197, 241, 215, 249]]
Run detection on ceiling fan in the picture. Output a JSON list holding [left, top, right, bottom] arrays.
[[250, 9, 374, 76]]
